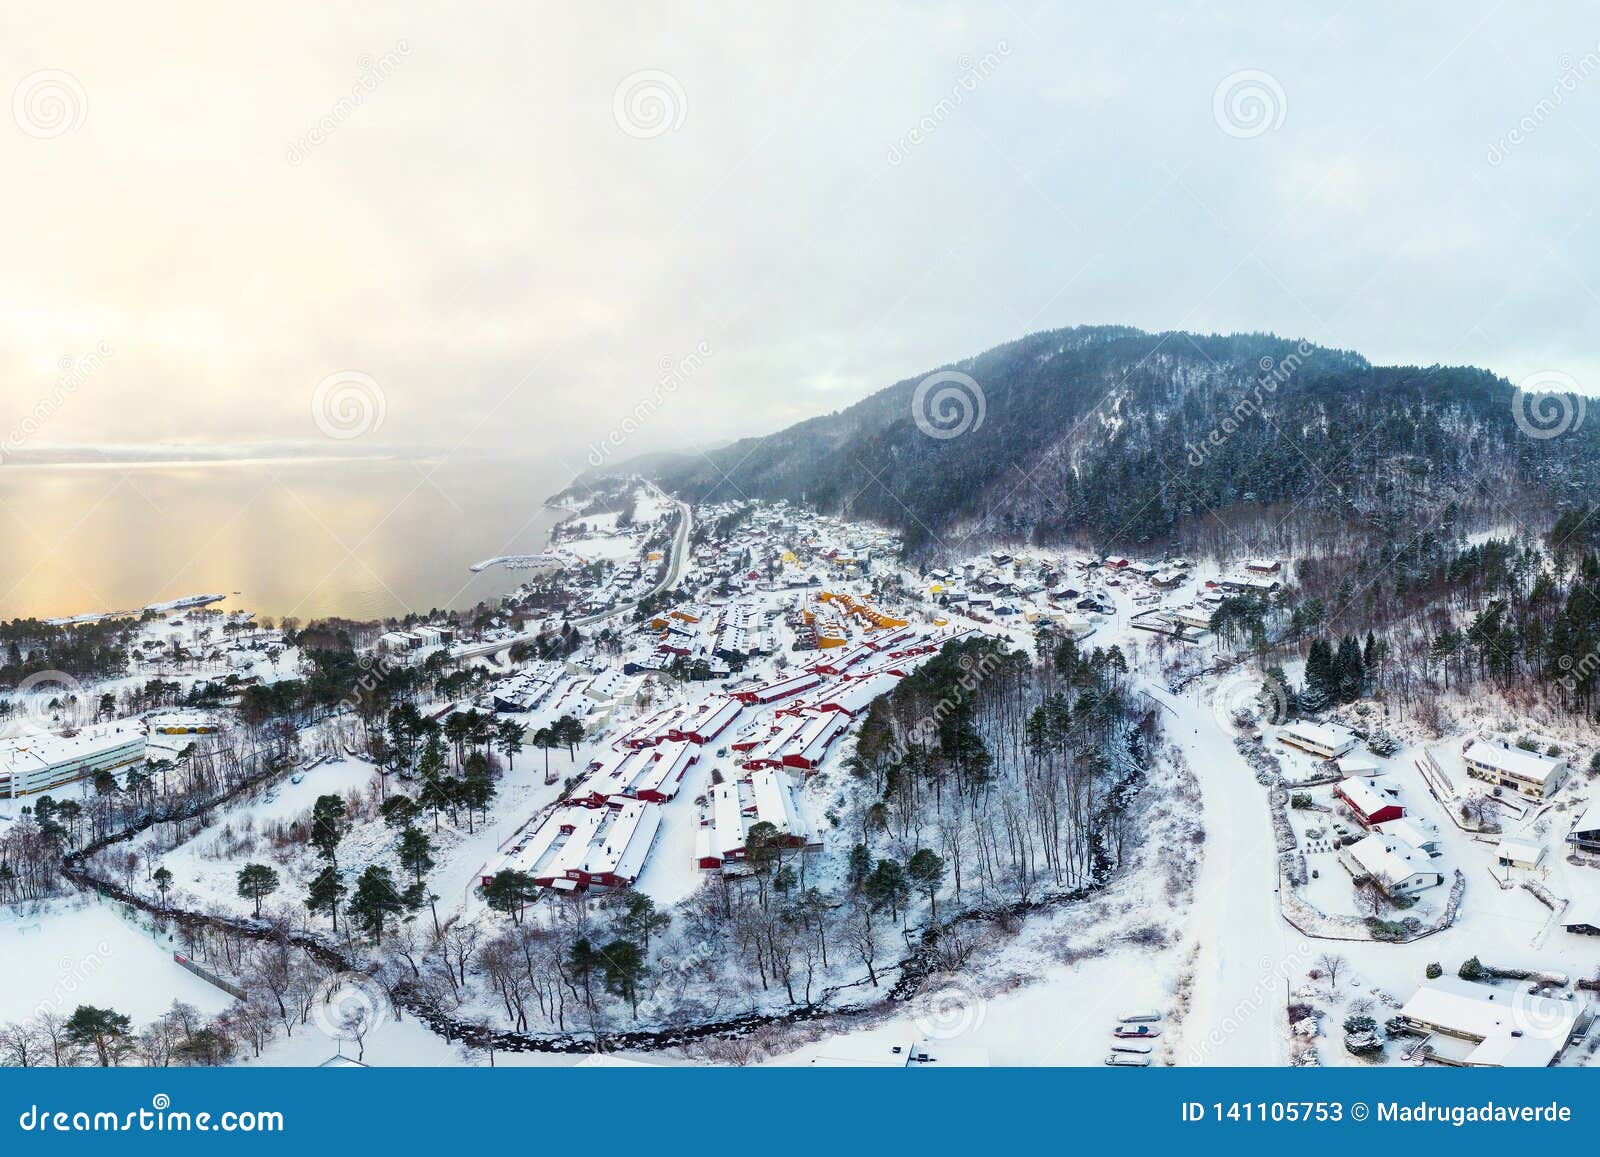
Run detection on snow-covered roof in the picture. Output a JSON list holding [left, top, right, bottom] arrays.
[[1572, 803, 1600, 836], [1335, 756, 1381, 776], [1462, 740, 1566, 786], [579, 800, 662, 882], [1337, 776, 1397, 819], [1372, 818, 1432, 850], [1345, 832, 1430, 886], [750, 768, 813, 842], [1281, 721, 1357, 756], [1495, 838, 1544, 865], [1398, 978, 1577, 1067], [0, 721, 148, 787]]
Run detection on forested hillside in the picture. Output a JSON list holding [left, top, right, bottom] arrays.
[[646, 326, 1599, 558]]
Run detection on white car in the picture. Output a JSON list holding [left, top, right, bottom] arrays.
[[1104, 1053, 1151, 1067]]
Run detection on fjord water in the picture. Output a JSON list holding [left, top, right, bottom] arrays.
[[0, 455, 572, 622]]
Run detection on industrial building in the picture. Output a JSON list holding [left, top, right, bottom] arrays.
[[0, 722, 148, 798]]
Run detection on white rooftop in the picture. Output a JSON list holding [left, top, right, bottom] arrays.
[[1463, 739, 1566, 786], [1399, 978, 1577, 1067]]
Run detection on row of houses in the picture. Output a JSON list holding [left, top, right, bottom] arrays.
[[488, 664, 570, 713], [571, 740, 701, 806], [613, 697, 746, 749], [695, 767, 821, 870], [481, 798, 663, 893], [817, 590, 909, 632], [731, 710, 851, 773]]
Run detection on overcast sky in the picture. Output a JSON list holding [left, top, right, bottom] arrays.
[[5, 2, 1600, 469]]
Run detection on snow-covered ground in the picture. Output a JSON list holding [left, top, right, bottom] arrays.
[[1145, 680, 1305, 1066], [780, 951, 1170, 1066], [0, 902, 234, 1025], [10, 503, 1600, 1069]]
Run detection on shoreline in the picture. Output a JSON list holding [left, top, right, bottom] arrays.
[[15, 494, 589, 630]]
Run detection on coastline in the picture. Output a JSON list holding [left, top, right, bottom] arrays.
[[6, 473, 595, 633]]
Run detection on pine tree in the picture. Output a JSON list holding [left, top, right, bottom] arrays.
[[1334, 634, 1365, 704], [236, 862, 280, 917], [306, 865, 346, 931], [621, 892, 670, 950], [847, 843, 873, 891], [482, 869, 537, 923], [348, 865, 404, 943], [600, 938, 647, 1017], [397, 826, 434, 885], [865, 858, 909, 923], [906, 848, 946, 923], [1300, 638, 1334, 712], [64, 1005, 133, 1066], [309, 794, 347, 865]]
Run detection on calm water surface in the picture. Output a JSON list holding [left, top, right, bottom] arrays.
[[0, 456, 573, 622]]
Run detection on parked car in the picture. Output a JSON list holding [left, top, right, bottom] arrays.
[[1113, 1024, 1161, 1039]]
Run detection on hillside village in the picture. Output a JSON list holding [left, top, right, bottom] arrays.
[[1, 479, 1599, 1070]]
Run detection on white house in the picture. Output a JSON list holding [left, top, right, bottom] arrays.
[[1462, 739, 1568, 799], [1278, 721, 1358, 759], [1339, 832, 1444, 897], [1494, 838, 1544, 870], [1372, 818, 1439, 857], [1396, 978, 1578, 1067]]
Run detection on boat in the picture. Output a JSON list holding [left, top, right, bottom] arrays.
[[1110, 1040, 1154, 1054], [1119, 1010, 1162, 1023], [1104, 1052, 1151, 1067]]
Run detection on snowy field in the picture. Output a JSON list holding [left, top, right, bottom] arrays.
[[780, 952, 1172, 1066], [0, 903, 234, 1025]]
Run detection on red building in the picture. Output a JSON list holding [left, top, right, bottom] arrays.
[[1335, 777, 1403, 826]]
